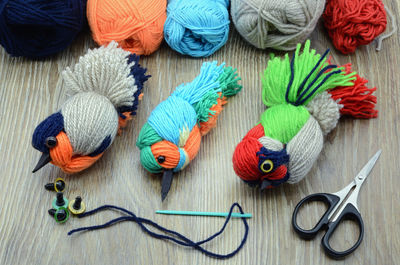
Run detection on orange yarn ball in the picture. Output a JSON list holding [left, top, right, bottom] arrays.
[[87, 0, 167, 55]]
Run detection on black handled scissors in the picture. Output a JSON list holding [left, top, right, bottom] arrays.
[[292, 150, 381, 259]]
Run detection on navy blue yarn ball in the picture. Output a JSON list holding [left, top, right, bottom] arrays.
[[0, 0, 86, 59]]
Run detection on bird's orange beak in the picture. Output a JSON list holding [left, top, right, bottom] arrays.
[[32, 153, 51, 173]]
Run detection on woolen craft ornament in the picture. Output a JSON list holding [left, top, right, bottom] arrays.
[[164, 0, 230, 57], [87, 0, 167, 55], [323, 0, 388, 54], [232, 40, 377, 190], [0, 0, 86, 58], [137, 61, 242, 200], [231, 0, 325, 50], [32, 41, 149, 174]]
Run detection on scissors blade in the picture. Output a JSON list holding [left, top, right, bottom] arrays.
[[354, 150, 382, 186]]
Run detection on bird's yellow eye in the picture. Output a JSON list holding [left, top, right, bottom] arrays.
[[260, 160, 274, 173]]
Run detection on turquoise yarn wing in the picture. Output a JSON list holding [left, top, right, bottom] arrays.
[[147, 96, 197, 145], [172, 61, 224, 104], [147, 61, 240, 145], [191, 64, 242, 123]]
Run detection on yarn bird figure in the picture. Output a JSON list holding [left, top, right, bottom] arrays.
[[32, 42, 149, 174], [232, 40, 377, 190], [137, 61, 242, 201]]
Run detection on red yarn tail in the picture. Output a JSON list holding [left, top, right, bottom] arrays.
[[329, 64, 377, 118]]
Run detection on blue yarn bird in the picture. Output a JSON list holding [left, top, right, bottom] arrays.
[[137, 61, 241, 200]]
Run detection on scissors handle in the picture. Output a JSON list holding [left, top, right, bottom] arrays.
[[292, 193, 364, 259], [292, 193, 340, 239], [321, 203, 364, 259]]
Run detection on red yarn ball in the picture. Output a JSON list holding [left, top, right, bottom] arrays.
[[323, 0, 387, 54], [232, 124, 265, 182]]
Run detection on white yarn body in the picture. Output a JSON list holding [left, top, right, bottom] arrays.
[[61, 92, 118, 155], [286, 115, 323, 184], [231, 0, 325, 50], [60, 41, 138, 155], [258, 136, 284, 151], [286, 92, 340, 183], [306, 91, 341, 135]]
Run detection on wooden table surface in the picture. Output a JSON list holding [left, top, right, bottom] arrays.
[[0, 5, 399, 265]]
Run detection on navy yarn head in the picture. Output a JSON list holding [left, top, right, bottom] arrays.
[[257, 147, 289, 170], [117, 54, 150, 118], [256, 147, 290, 186], [32, 112, 64, 153]]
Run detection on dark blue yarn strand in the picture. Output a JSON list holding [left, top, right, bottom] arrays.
[[117, 54, 150, 116], [295, 70, 342, 106], [88, 135, 112, 157], [68, 204, 249, 259], [295, 48, 331, 98], [294, 64, 338, 106], [68, 203, 249, 259], [285, 51, 296, 104]]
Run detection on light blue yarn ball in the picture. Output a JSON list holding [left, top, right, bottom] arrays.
[[164, 0, 230, 58]]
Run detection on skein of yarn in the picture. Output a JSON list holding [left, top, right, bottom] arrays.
[[164, 0, 230, 57], [323, 0, 387, 54], [0, 0, 86, 58], [231, 0, 325, 50], [87, 0, 166, 55]]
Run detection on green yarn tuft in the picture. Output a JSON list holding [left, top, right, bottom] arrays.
[[193, 90, 219, 123], [262, 40, 356, 108], [193, 66, 242, 123], [140, 146, 162, 174], [260, 104, 310, 143], [136, 122, 162, 149], [219, 66, 242, 97]]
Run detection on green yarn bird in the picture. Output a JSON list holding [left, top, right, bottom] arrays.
[[233, 40, 377, 189]]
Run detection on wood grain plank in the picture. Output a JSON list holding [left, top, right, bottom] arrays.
[[0, 2, 399, 263]]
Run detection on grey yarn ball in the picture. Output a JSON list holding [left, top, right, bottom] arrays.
[[231, 0, 325, 50]]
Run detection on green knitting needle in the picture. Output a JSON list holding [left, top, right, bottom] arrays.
[[155, 210, 252, 218]]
